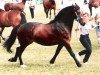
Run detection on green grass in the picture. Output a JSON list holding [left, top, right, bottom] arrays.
[[0, 4, 100, 75]]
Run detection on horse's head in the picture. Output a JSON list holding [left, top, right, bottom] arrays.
[[72, 3, 90, 23], [72, 3, 81, 17]]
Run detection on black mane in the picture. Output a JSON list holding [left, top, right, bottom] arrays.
[[49, 5, 77, 34], [50, 5, 76, 23]]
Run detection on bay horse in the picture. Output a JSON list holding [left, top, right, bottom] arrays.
[[0, 9, 27, 43], [4, 0, 26, 12], [84, 0, 100, 15], [43, 0, 56, 19], [4, 4, 82, 68]]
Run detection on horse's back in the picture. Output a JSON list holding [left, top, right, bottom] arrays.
[[12, 3, 24, 11], [4, 2, 24, 11], [0, 10, 21, 27], [18, 22, 42, 31]]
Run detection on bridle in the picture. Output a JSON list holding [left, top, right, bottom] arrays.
[[73, 4, 81, 22]]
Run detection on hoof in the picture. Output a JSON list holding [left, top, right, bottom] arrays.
[[8, 57, 17, 62], [20, 64, 27, 68], [77, 63, 82, 67], [50, 60, 54, 64]]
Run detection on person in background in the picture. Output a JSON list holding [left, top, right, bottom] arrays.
[[95, 13, 100, 47], [75, 13, 95, 64], [28, 0, 36, 19]]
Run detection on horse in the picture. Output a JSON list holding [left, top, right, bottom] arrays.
[[4, 0, 26, 13], [84, 0, 100, 15], [43, 0, 56, 19], [0, 9, 27, 43], [3, 4, 82, 68]]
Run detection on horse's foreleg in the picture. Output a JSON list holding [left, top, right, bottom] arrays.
[[64, 40, 82, 67], [50, 45, 63, 64]]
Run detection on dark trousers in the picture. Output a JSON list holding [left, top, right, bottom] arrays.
[[79, 34, 92, 63], [29, 7, 34, 18]]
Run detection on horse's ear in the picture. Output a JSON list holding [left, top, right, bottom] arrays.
[[72, 3, 77, 7], [74, 3, 78, 7]]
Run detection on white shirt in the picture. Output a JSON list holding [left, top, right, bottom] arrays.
[[78, 22, 93, 35], [28, 0, 36, 7]]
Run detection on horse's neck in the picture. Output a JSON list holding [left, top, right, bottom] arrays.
[[57, 21, 74, 34]]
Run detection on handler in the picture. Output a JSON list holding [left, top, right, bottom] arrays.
[[75, 13, 95, 64]]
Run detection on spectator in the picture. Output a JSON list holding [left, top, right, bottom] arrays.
[[28, 0, 36, 19], [95, 13, 100, 47]]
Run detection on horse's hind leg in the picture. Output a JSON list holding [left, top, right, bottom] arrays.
[[64, 40, 82, 67], [8, 45, 28, 68], [8, 47, 20, 62], [50, 44, 63, 64], [18, 45, 27, 67]]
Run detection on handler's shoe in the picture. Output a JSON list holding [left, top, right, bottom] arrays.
[[75, 53, 80, 62]]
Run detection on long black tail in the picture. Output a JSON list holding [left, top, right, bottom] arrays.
[[3, 12, 27, 53]]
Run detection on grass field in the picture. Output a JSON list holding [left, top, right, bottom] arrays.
[[0, 4, 100, 75]]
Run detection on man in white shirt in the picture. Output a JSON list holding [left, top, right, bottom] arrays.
[[75, 13, 93, 64], [28, 0, 36, 18]]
